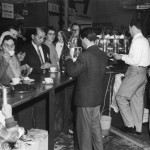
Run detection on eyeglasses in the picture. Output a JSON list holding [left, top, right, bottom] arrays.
[[35, 35, 46, 41], [47, 33, 56, 36], [3, 43, 15, 49], [72, 29, 79, 32]]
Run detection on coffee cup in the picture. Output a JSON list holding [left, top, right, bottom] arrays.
[[12, 78, 20, 85], [44, 77, 53, 84], [50, 67, 57, 72]]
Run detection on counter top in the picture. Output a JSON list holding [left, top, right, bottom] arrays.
[[106, 60, 128, 74], [0, 61, 127, 108], [0, 71, 75, 108]]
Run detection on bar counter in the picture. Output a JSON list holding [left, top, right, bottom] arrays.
[[0, 72, 74, 107], [0, 61, 128, 150], [0, 71, 75, 150]]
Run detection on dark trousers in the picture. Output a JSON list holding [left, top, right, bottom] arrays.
[[76, 106, 103, 150]]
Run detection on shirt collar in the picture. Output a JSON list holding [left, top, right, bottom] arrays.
[[86, 43, 95, 49], [32, 41, 41, 49], [133, 32, 142, 40]]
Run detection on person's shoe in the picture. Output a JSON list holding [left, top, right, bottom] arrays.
[[134, 131, 141, 135], [120, 126, 136, 133]]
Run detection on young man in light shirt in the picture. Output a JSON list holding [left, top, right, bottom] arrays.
[[113, 18, 150, 135]]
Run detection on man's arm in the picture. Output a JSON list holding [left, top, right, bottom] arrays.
[[66, 53, 87, 77], [0, 56, 9, 80]]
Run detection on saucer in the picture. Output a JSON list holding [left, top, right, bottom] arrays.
[[24, 79, 35, 82], [42, 81, 53, 84], [10, 82, 20, 85], [30, 79, 35, 82], [23, 77, 35, 82], [49, 70, 58, 73]]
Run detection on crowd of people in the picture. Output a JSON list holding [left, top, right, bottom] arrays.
[[0, 22, 85, 150], [0, 23, 82, 84], [0, 17, 150, 150]]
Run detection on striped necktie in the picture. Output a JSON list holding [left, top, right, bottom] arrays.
[[37, 46, 44, 64]]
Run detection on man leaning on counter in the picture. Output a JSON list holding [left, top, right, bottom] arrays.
[[113, 18, 150, 135], [21, 27, 51, 76]]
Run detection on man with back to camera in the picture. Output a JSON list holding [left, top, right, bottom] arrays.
[[22, 27, 51, 76], [66, 27, 107, 150], [113, 18, 150, 135]]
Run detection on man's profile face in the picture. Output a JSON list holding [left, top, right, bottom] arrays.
[[81, 37, 87, 49], [32, 29, 45, 46]]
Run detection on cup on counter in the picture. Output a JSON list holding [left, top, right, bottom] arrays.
[[12, 78, 21, 85], [44, 77, 53, 84], [50, 67, 57, 72]]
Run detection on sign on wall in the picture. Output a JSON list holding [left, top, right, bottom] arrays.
[[48, 2, 76, 15], [48, 3, 59, 13], [2, 3, 14, 19]]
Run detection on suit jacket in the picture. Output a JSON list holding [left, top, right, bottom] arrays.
[[66, 45, 107, 107], [22, 42, 51, 75]]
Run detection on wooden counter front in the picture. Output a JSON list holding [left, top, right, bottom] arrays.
[[0, 71, 75, 150]]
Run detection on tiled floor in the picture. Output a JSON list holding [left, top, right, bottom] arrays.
[[54, 109, 150, 150], [54, 127, 146, 150]]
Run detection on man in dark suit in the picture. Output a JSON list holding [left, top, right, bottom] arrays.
[[22, 27, 51, 76], [66, 27, 107, 150]]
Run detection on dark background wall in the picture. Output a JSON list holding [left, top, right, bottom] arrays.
[[15, 2, 48, 27], [0, 0, 150, 35]]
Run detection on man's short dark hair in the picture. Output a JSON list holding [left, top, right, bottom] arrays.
[[80, 27, 97, 42], [71, 23, 81, 31], [129, 18, 142, 30], [32, 27, 45, 36]]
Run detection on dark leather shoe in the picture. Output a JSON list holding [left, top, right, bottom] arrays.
[[134, 131, 141, 135], [120, 126, 135, 133]]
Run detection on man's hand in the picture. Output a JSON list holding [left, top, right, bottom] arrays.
[[65, 55, 72, 61], [2, 104, 12, 119], [20, 64, 33, 77], [113, 53, 122, 60], [41, 62, 51, 69]]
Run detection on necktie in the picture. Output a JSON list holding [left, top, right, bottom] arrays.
[[37, 46, 44, 65]]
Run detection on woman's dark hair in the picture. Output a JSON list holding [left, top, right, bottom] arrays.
[[45, 26, 56, 35], [57, 31, 67, 42], [80, 27, 97, 42], [1, 35, 16, 46]]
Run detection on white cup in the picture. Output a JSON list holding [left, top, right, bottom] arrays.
[[44, 77, 53, 84], [12, 78, 21, 85], [50, 67, 57, 72]]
